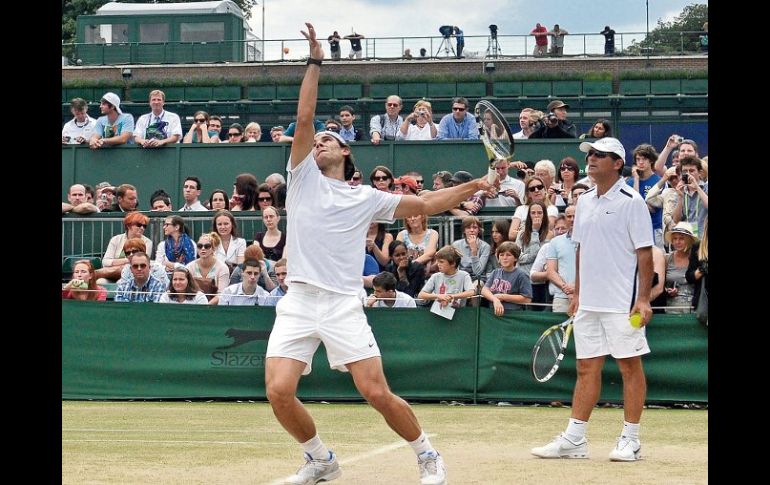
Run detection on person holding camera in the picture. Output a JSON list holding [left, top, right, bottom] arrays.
[[397, 100, 437, 140], [672, 156, 708, 238], [654, 134, 699, 177], [327, 31, 341, 60], [529, 100, 576, 139], [183, 111, 219, 143]]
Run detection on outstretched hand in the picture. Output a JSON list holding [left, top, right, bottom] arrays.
[[300, 22, 325, 60]]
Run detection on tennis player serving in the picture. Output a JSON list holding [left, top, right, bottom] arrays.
[[531, 137, 654, 462], [265, 22, 495, 485]]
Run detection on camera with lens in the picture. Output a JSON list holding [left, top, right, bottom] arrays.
[[682, 173, 689, 184], [676, 136, 684, 144], [417, 109, 427, 117], [439, 25, 454, 38], [546, 111, 558, 123]]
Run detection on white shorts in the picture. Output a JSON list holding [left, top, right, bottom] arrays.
[[266, 282, 380, 375], [573, 309, 651, 359]]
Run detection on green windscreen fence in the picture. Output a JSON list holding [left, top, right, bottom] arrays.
[[62, 302, 707, 403]]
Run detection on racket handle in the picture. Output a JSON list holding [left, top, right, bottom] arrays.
[[487, 168, 496, 184]]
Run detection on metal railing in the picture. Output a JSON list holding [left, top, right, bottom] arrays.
[[61, 211, 516, 262], [62, 30, 707, 66]]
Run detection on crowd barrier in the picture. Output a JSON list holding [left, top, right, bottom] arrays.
[[62, 301, 708, 403]]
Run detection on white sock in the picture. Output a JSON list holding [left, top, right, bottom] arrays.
[[565, 418, 587, 442], [301, 435, 330, 460], [409, 432, 434, 456], [622, 421, 640, 440]]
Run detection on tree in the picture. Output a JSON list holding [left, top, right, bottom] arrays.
[[62, 0, 258, 45], [623, 3, 708, 55]]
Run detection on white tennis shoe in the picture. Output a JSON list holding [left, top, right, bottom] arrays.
[[609, 436, 642, 461], [417, 450, 447, 485], [531, 433, 589, 459], [285, 451, 341, 485]]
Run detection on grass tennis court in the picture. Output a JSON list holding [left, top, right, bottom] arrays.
[[62, 401, 707, 484]]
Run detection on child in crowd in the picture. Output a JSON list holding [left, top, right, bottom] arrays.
[[367, 272, 417, 308], [418, 246, 475, 308], [481, 241, 533, 315]]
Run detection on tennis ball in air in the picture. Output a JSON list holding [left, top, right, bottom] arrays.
[[629, 313, 642, 328], [283, 47, 290, 54]]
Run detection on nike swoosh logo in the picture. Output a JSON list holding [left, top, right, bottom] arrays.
[[606, 211, 615, 214], [635, 346, 644, 351], [368, 341, 375, 348]]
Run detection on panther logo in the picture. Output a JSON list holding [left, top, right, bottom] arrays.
[[216, 328, 272, 350]]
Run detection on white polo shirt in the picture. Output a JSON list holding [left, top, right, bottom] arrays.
[[572, 177, 654, 313], [285, 151, 401, 295]]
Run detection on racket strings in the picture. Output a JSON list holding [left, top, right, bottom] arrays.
[[533, 330, 564, 380]]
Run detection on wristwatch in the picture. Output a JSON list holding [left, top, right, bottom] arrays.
[[306, 58, 323, 66]]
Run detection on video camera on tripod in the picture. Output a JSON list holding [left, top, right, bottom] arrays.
[[439, 25, 454, 38], [436, 26, 456, 57]]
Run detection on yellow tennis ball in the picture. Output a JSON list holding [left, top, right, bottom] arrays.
[[629, 313, 642, 328], [283, 47, 290, 54]]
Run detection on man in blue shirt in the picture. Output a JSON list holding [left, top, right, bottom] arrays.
[[437, 97, 479, 140], [90, 92, 135, 148], [627, 144, 663, 248]]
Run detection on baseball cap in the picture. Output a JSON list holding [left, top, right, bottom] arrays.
[[451, 170, 474, 185], [579, 137, 626, 161], [101, 92, 122, 114], [396, 176, 418, 193], [547, 100, 569, 111]]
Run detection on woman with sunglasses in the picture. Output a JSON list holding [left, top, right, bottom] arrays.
[[212, 210, 246, 272], [221, 123, 244, 144], [159, 267, 208, 304], [508, 176, 558, 241], [369, 165, 395, 192], [155, 215, 196, 273], [256, 183, 275, 211], [62, 259, 107, 301], [186, 232, 230, 302], [118, 238, 169, 288], [254, 206, 286, 263], [552, 157, 580, 208], [182, 110, 220, 143], [98, 212, 153, 283]]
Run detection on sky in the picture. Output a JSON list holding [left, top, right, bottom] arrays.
[[246, 0, 707, 59]]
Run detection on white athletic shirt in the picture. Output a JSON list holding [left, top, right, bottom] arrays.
[[285, 151, 401, 295], [572, 177, 654, 313]]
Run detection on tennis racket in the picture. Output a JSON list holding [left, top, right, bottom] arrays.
[[531, 316, 574, 383], [474, 100, 515, 184]]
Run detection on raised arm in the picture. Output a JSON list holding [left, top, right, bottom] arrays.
[[393, 178, 495, 219], [290, 22, 325, 168]]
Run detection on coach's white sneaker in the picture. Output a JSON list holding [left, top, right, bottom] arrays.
[[417, 450, 447, 485], [609, 436, 641, 461], [531, 433, 589, 459], [285, 451, 341, 485]]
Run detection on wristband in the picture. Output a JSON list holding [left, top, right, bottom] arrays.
[[306, 57, 322, 66]]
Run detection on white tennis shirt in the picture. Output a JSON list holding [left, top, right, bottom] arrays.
[[285, 152, 401, 295], [572, 177, 654, 313]]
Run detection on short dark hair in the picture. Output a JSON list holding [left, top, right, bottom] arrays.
[[632, 144, 659, 164], [70, 97, 87, 110], [339, 105, 355, 115], [373, 272, 397, 291], [184, 176, 201, 191]]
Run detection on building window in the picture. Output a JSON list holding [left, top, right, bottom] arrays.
[[180, 22, 225, 42], [85, 24, 129, 44], [140, 24, 169, 43]]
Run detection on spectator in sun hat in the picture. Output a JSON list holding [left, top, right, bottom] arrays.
[[529, 99, 576, 139], [89, 92, 135, 148]]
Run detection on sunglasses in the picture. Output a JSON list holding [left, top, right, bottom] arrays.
[[197, 243, 213, 249], [414, 179, 424, 184], [452, 106, 466, 111], [258, 197, 273, 202], [386, 103, 400, 107], [133, 223, 147, 229], [528, 184, 545, 192], [228, 132, 241, 137], [588, 149, 610, 158], [195, 118, 206, 122], [131, 263, 147, 270], [560, 165, 577, 171], [373, 176, 390, 182], [124, 249, 141, 256], [351, 176, 361, 181]]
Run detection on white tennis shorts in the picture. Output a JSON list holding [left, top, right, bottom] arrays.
[[266, 282, 380, 375], [573, 309, 651, 359]]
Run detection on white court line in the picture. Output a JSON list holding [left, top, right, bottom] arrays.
[[62, 428, 282, 434], [62, 439, 267, 445], [263, 433, 437, 485]]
